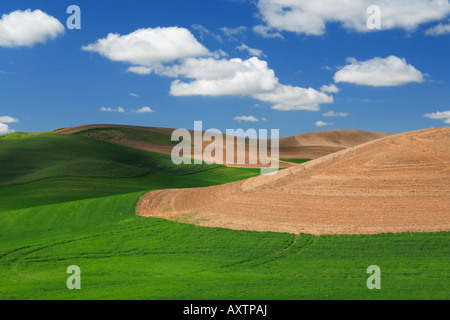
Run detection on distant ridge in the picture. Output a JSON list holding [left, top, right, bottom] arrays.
[[55, 124, 392, 167]]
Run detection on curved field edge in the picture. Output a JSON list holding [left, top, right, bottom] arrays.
[[0, 133, 260, 211], [0, 193, 448, 300]]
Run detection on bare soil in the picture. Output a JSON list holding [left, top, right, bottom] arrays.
[[137, 127, 450, 235], [55, 124, 391, 167]]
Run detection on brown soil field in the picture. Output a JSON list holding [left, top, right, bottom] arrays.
[[137, 127, 450, 235], [55, 124, 391, 167]]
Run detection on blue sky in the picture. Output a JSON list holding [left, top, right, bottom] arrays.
[[1, 0, 450, 137]]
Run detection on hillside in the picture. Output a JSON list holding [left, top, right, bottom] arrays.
[[0, 133, 259, 211], [278, 129, 392, 159], [0, 127, 448, 299], [55, 124, 392, 167], [137, 127, 450, 235]]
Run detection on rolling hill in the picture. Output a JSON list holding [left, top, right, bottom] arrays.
[[137, 127, 450, 235], [55, 124, 392, 167], [0, 126, 448, 300], [0, 133, 259, 211]]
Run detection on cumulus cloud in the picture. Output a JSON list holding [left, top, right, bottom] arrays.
[[254, 84, 333, 111], [0, 116, 19, 123], [0, 115, 18, 135], [100, 107, 125, 113], [167, 57, 279, 96], [82, 27, 210, 66], [132, 107, 154, 114], [323, 111, 349, 117], [320, 84, 340, 93], [424, 111, 450, 124], [236, 43, 265, 57], [334, 56, 425, 87], [163, 57, 333, 111], [127, 66, 153, 75], [91, 27, 334, 112], [256, 0, 450, 36], [234, 115, 260, 122], [425, 22, 450, 35], [0, 123, 14, 135], [130, 93, 139, 97], [0, 9, 64, 48], [315, 121, 333, 127]]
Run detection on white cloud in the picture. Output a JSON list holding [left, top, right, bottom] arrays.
[[192, 24, 223, 42], [256, 0, 450, 36], [162, 57, 333, 111], [132, 107, 154, 114], [82, 27, 210, 66], [236, 43, 265, 58], [213, 49, 229, 59], [0, 9, 64, 48], [425, 22, 450, 35], [0, 116, 19, 123], [234, 115, 260, 122], [424, 111, 450, 124], [323, 111, 349, 117], [100, 107, 125, 113], [255, 84, 333, 111], [320, 84, 340, 93], [130, 93, 139, 97], [127, 66, 153, 75], [253, 25, 284, 39], [221, 26, 248, 37], [315, 121, 334, 127], [90, 27, 333, 112], [0, 123, 15, 135], [167, 57, 279, 96], [0, 115, 18, 135], [334, 56, 425, 87]]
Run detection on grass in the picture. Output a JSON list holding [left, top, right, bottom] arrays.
[[0, 131, 448, 300], [281, 158, 312, 164], [0, 194, 447, 300], [74, 127, 179, 146], [0, 133, 250, 187], [0, 131, 54, 140]]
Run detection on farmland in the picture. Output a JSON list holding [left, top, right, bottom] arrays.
[[0, 132, 448, 300]]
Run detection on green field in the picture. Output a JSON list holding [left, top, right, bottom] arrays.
[[0, 132, 448, 300], [281, 158, 312, 164], [74, 127, 180, 147]]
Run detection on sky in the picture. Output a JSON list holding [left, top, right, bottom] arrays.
[[1, 0, 450, 137]]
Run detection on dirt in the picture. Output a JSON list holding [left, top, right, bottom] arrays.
[[136, 127, 450, 235], [55, 124, 391, 167]]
